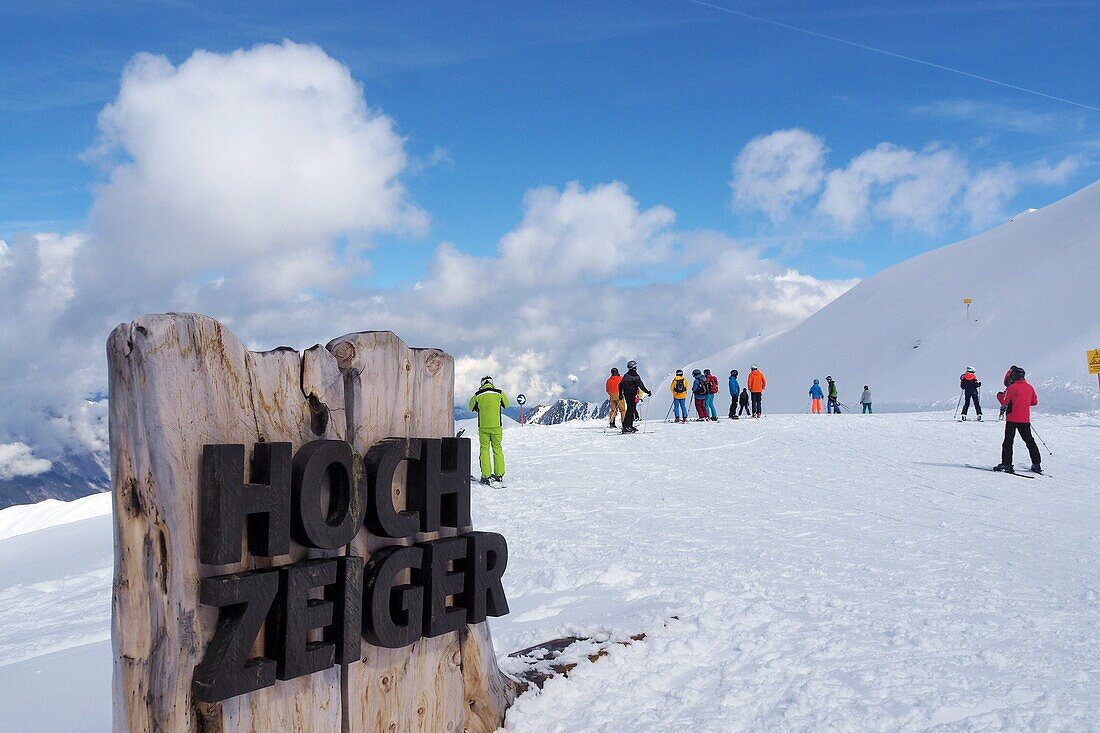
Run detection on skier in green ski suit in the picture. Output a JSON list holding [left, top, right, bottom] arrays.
[[468, 375, 509, 485]]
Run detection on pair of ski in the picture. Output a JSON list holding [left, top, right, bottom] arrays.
[[963, 464, 1046, 479], [471, 475, 508, 489]]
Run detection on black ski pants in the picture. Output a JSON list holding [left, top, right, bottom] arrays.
[[750, 391, 762, 415], [738, 402, 750, 416], [622, 392, 639, 430], [1002, 421, 1041, 467], [962, 391, 982, 416]]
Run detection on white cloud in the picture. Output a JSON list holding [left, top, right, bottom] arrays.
[[818, 143, 969, 233], [84, 40, 423, 301], [732, 131, 1079, 235], [731, 129, 827, 221], [0, 442, 52, 480], [962, 157, 1079, 228]]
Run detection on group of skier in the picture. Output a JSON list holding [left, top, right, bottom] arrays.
[[468, 361, 1046, 487], [960, 365, 1043, 474], [604, 361, 652, 433], [807, 376, 872, 414], [662, 365, 768, 423]]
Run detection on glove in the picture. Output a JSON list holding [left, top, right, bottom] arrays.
[[997, 391, 1005, 399]]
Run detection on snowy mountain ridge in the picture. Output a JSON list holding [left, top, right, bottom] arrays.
[[522, 398, 605, 425], [676, 180, 1100, 414]]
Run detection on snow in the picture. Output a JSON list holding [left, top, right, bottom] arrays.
[[0, 491, 111, 541], [676, 181, 1100, 415], [2, 414, 1100, 730]]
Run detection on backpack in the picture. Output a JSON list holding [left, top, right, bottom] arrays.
[[707, 376, 719, 394], [693, 379, 707, 396], [673, 377, 686, 394]]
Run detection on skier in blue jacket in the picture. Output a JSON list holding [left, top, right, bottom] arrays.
[[808, 379, 824, 414], [728, 369, 741, 419]]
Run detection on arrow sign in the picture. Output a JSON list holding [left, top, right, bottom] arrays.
[[516, 393, 527, 405]]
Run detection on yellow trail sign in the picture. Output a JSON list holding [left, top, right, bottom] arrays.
[[963, 298, 973, 304], [1088, 349, 1100, 375]]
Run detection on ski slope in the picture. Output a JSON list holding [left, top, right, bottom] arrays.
[[679, 180, 1100, 414], [2, 414, 1099, 731]]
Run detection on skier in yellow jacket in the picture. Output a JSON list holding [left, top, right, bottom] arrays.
[[468, 375, 509, 487]]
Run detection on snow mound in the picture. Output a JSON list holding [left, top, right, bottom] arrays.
[[680, 181, 1100, 413], [0, 491, 112, 541]]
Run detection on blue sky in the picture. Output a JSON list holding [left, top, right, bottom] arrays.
[[1, 0, 1096, 283]]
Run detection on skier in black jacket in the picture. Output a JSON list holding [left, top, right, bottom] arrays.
[[960, 366, 983, 421], [618, 360, 652, 433]]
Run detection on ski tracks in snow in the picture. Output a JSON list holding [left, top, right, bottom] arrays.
[[491, 413, 1100, 731]]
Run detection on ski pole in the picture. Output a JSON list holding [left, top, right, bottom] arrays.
[[642, 393, 653, 433], [1031, 425, 1054, 456], [664, 400, 674, 422], [953, 389, 963, 419]]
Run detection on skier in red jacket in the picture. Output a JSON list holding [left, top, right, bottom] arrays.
[[993, 365, 1042, 474]]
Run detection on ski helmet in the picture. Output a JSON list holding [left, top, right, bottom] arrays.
[[813, 379, 819, 384], [675, 369, 683, 376], [826, 375, 833, 381], [704, 368, 710, 375], [732, 369, 738, 376], [966, 366, 975, 373], [751, 364, 758, 370], [480, 375, 493, 385], [1010, 365, 1025, 381], [692, 369, 701, 376], [610, 367, 619, 376], [627, 360, 637, 370]]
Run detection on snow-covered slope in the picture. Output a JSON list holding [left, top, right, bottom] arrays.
[[682, 181, 1100, 413], [2, 414, 1100, 730]]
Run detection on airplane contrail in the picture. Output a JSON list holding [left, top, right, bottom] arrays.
[[683, 0, 1100, 113]]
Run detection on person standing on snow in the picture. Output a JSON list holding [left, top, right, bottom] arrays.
[[468, 375, 509, 486], [618, 360, 651, 433], [808, 379, 824, 414], [826, 376, 840, 414], [738, 388, 750, 416], [861, 385, 872, 414], [994, 365, 1042, 473], [747, 365, 766, 417], [605, 367, 624, 429], [704, 369, 719, 421], [960, 366, 983, 421], [691, 369, 708, 421], [728, 370, 741, 419], [670, 369, 690, 423]]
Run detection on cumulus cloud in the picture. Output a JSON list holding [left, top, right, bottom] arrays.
[[731, 129, 826, 221], [402, 183, 854, 401], [817, 143, 969, 233], [732, 131, 1078, 234], [83, 40, 423, 302], [0, 443, 52, 480], [0, 42, 424, 462]]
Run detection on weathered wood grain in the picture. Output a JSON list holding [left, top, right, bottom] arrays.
[[110, 315, 516, 733]]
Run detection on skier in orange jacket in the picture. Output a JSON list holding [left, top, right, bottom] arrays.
[[746, 365, 766, 417], [605, 368, 624, 429]]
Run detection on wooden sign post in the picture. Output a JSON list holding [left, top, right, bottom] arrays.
[[109, 313, 516, 732]]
